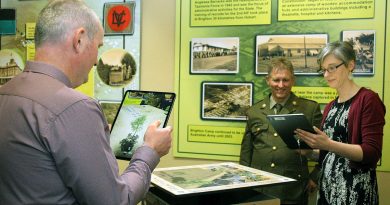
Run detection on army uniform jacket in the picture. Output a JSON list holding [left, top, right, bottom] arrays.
[[239, 93, 322, 203]]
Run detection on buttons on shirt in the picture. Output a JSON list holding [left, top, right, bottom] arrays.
[[273, 133, 278, 137], [271, 163, 275, 168], [272, 146, 277, 151]]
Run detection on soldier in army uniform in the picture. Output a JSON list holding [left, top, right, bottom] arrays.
[[240, 57, 322, 205]]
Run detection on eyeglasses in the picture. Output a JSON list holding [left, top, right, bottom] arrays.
[[318, 62, 344, 75]]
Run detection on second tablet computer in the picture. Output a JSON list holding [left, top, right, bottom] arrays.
[[267, 113, 315, 149], [110, 90, 176, 160]]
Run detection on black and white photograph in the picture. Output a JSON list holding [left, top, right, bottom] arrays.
[[342, 30, 375, 75], [191, 37, 239, 74], [256, 34, 328, 75], [201, 82, 252, 121]]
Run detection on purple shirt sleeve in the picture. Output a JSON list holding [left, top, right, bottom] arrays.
[[46, 98, 159, 205]]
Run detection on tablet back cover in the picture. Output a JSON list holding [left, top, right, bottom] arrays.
[[267, 113, 314, 149]]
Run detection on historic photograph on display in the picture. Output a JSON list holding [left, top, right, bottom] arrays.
[[96, 48, 137, 88], [103, 2, 135, 35], [191, 37, 239, 74], [256, 34, 328, 75], [151, 162, 295, 195], [0, 49, 24, 86], [201, 82, 252, 121], [342, 30, 375, 75]]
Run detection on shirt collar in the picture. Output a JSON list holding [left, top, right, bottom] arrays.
[[24, 61, 72, 88], [269, 94, 290, 109]]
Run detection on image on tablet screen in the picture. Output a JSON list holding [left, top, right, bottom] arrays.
[[110, 90, 175, 160]]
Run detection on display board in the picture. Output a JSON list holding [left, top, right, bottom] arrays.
[[0, 0, 141, 109], [174, 0, 389, 171]]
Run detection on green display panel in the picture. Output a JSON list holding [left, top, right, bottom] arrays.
[[174, 0, 389, 172]]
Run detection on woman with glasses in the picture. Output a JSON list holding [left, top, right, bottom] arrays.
[[295, 41, 385, 205]]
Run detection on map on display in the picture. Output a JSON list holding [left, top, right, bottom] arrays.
[[151, 162, 295, 195]]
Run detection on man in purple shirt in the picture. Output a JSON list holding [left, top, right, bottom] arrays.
[[0, 0, 172, 204]]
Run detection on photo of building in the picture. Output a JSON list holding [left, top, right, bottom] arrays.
[[256, 34, 327, 74]]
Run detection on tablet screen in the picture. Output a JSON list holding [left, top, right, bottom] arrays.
[[110, 90, 176, 160]]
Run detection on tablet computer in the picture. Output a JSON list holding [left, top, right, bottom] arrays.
[[110, 90, 176, 160], [266, 113, 314, 149]]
